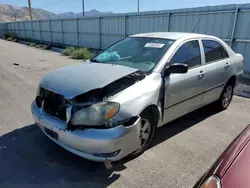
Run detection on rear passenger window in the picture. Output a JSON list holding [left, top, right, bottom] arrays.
[[202, 40, 229, 63], [171, 40, 201, 68]]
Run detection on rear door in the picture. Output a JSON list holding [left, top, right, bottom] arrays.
[[201, 39, 231, 106], [163, 40, 206, 124]]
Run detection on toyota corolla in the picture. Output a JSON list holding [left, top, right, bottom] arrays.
[[31, 32, 243, 162]]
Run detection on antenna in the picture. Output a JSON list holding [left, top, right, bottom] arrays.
[[192, 16, 201, 33]]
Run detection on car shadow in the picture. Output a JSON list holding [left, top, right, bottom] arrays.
[[0, 125, 125, 188], [0, 104, 219, 188], [150, 103, 220, 149]]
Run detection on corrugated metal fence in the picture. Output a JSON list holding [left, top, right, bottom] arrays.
[[0, 22, 7, 36], [1, 3, 250, 72]]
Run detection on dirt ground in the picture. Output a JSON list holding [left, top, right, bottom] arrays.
[[0, 39, 250, 188]]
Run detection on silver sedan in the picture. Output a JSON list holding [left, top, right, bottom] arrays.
[[31, 32, 244, 162]]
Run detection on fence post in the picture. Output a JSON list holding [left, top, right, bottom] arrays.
[[60, 19, 64, 46], [13, 23, 15, 36], [167, 12, 171, 32], [75, 18, 79, 47], [23, 22, 26, 39], [14, 23, 17, 37], [230, 6, 239, 47], [48, 20, 52, 44], [99, 17, 102, 50], [124, 15, 127, 37], [6, 23, 9, 36], [17, 22, 21, 38], [38, 20, 42, 42], [11, 23, 13, 36], [31, 21, 34, 41], [15, 23, 17, 37], [8, 23, 10, 36]]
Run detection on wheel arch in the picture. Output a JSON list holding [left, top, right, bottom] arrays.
[[140, 104, 161, 127], [227, 75, 236, 87]]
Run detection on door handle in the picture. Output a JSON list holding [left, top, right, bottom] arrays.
[[198, 70, 205, 79], [225, 62, 230, 69]]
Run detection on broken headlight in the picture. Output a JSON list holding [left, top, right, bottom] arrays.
[[70, 102, 120, 126]]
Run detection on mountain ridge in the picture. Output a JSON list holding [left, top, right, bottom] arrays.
[[58, 9, 113, 18], [0, 4, 58, 21], [0, 4, 113, 22]]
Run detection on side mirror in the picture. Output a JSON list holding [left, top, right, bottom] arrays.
[[164, 63, 188, 76]]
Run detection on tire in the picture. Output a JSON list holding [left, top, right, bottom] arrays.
[[215, 82, 234, 110], [127, 110, 156, 159]]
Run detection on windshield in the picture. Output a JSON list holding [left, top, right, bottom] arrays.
[[92, 37, 175, 72]]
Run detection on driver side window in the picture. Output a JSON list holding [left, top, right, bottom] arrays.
[[171, 40, 201, 69]]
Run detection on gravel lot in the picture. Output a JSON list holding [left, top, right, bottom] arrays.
[[0, 39, 250, 188]]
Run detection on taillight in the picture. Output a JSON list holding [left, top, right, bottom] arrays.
[[242, 58, 244, 63]]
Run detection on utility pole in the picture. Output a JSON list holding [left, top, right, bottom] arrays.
[[137, 0, 140, 12], [82, 0, 84, 16], [28, 0, 33, 20]]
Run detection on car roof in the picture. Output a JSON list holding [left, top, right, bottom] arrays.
[[131, 32, 213, 40]]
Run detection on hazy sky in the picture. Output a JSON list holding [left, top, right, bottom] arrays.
[[0, 0, 249, 14]]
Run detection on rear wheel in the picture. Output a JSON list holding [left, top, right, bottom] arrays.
[[215, 82, 234, 110], [127, 110, 156, 158]]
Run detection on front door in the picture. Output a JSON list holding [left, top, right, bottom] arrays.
[[163, 40, 206, 124]]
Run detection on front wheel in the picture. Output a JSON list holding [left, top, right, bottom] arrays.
[[215, 82, 234, 110], [127, 111, 156, 159]]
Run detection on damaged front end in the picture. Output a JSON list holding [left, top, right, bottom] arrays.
[[32, 70, 146, 162], [32, 98, 142, 162], [31, 64, 165, 162], [36, 70, 146, 131]]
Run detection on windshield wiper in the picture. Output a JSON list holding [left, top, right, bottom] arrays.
[[90, 58, 100, 63]]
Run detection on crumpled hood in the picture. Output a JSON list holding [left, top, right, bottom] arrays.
[[40, 62, 138, 99]]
